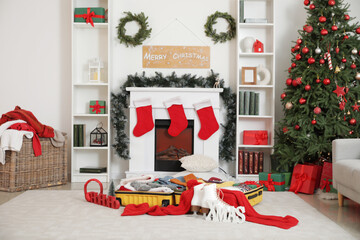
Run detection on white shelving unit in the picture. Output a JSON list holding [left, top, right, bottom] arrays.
[[236, 0, 275, 181], [71, 0, 111, 182]]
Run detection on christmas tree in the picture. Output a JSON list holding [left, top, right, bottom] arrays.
[[274, 0, 360, 171]]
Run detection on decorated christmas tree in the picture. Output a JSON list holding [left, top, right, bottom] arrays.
[[274, 0, 360, 171]]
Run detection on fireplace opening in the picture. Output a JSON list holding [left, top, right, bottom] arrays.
[[154, 119, 194, 172]]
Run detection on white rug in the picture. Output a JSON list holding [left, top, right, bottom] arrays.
[[0, 190, 355, 240]]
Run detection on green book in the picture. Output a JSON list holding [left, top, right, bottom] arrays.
[[244, 91, 250, 115], [254, 93, 260, 115], [239, 0, 245, 23], [239, 91, 244, 115], [73, 125, 79, 147], [79, 167, 107, 174], [249, 91, 255, 115], [79, 125, 84, 147]]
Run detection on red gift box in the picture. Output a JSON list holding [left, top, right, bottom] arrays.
[[319, 162, 337, 193], [304, 163, 322, 189], [289, 164, 319, 194], [243, 130, 268, 145]]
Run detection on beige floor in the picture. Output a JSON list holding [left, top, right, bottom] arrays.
[[1, 183, 359, 239]]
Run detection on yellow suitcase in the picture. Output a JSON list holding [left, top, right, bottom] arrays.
[[115, 190, 174, 207]]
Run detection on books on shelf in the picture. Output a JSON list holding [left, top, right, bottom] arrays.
[[239, 91, 259, 116], [238, 150, 264, 174], [73, 124, 86, 147], [79, 167, 107, 174], [244, 18, 268, 23]]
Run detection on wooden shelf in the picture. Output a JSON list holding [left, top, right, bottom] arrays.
[[238, 23, 274, 28], [239, 53, 273, 57], [238, 85, 273, 88], [73, 146, 109, 150], [73, 114, 109, 117], [73, 83, 108, 86], [238, 115, 273, 119], [238, 144, 273, 148]]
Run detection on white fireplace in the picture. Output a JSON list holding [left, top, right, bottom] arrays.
[[126, 87, 223, 177]]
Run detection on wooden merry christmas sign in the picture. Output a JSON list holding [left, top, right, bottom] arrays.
[[142, 46, 210, 69]]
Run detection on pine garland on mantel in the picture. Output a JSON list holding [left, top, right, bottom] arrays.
[[111, 71, 236, 162]]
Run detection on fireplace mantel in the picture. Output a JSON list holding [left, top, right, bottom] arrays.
[[126, 87, 223, 178]]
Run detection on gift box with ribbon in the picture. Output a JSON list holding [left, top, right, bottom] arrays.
[[259, 172, 285, 191], [243, 130, 268, 145], [90, 100, 106, 114], [319, 162, 337, 193], [289, 164, 320, 194], [74, 8, 106, 27]]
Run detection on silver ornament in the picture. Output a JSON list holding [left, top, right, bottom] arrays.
[[315, 47, 321, 54], [352, 48, 358, 55], [356, 72, 360, 80], [340, 63, 345, 70]]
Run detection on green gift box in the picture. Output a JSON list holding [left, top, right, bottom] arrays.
[[259, 172, 285, 191], [74, 8, 106, 26], [90, 100, 106, 114]]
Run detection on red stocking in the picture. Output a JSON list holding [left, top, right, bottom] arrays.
[[133, 98, 154, 137], [164, 97, 188, 137], [193, 99, 219, 140]]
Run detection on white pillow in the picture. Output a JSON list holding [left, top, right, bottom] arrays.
[[179, 154, 218, 172]]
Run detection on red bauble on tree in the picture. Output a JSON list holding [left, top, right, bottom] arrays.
[[291, 48, 296, 53], [314, 107, 321, 114], [286, 78, 293, 86], [296, 54, 302, 60], [303, 25, 313, 33], [344, 14, 350, 21], [321, 29, 328, 35], [332, 25, 338, 31], [291, 63, 296, 68], [343, 35, 349, 40], [311, 119, 317, 125], [281, 93, 287, 99], [283, 127, 289, 133], [288, 67, 292, 73], [304, 0, 310, 6], [350, 118, 356, 125], [342, 58, 347, 63], [319, 59, 325, 64], [319, 16, 327, 23], [351, 63, 356, 69], [308, 57, 315, 64], [335, 47, 340, 54], [305, 85, 311, 91], [292, 79, 299, 87], [299, 98, 306, 104], [323, 78, 331, 85], [294, 45, 300, 51], [316, 78, 321, 83], [296, 39, 303, 45], [328, 0, 336, 6], [309, 4, 315, 10], [357, 27, 360, 34], [302, 46, 309, 54], [295, 125, 300, 130]]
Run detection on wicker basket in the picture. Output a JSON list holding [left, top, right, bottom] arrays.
[[0, 137, 67, 192]]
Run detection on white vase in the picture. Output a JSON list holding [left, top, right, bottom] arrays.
[[242, 36, 255, 53]]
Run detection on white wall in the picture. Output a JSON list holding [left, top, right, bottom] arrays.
[[1, 0, 360, 179]]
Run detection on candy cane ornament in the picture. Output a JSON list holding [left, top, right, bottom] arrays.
[[324, 52, 333, 70]]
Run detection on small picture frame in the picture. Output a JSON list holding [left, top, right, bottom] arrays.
[[241, 67, 257, 85]]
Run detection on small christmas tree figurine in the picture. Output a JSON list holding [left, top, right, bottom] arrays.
[[274, 0, 360, 171], [108, 179, 116, 197]]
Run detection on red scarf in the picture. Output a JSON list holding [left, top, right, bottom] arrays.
[[122, 180, 298, 229]]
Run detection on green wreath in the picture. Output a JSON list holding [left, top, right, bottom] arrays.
[[204, 11, 236, 44], [117, 12, 152, 47], [111, 71, 236, 162]]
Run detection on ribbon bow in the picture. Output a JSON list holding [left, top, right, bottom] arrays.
[[260, 174, 275, 191], [75, 8, 105, 27], [289, 173, 308, 194], [90, 101, 105, 114], [255, 132, 267, 145], [244, 181, 261, 187], [320, 178, 332, 192]]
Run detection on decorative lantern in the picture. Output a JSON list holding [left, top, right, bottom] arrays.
[[88, 58, 104, 82], [90, 122, 107, 147]]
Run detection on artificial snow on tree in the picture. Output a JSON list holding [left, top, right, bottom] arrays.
[[274, 0, 360, 172]]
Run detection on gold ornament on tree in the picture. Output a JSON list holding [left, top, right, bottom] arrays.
[[285, 102, 293, 110], [356, 72, 360, 80], [335, 66, 341, 73]]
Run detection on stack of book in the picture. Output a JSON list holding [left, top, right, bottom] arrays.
[[239, 91, 259, 115], [238, 150, 264, 174], [73, 124, 86, 147]]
